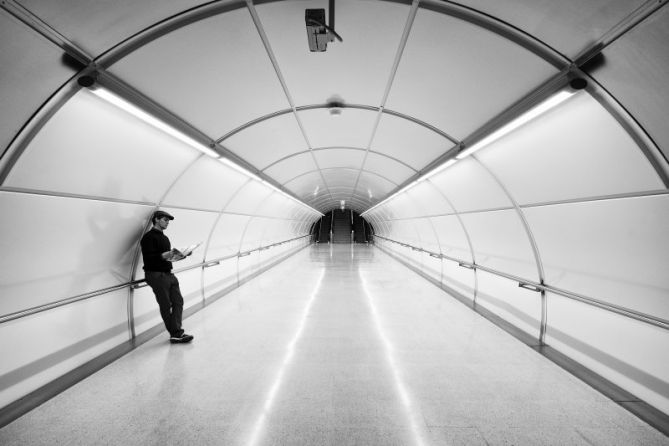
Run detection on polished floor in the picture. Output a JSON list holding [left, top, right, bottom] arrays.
[[1, 244, 667, 445]]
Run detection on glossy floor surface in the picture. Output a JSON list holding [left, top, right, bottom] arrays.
[[1, 244, 667, 445]]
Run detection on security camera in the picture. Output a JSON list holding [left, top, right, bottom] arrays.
[[305, 5, 342, 52]]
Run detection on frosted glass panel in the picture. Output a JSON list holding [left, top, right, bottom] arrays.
[[0, 290, 128, 408], [174, 269, 203, 310], [203, 258, 238, 300], [407, 181, 455, 216], [431, 215, 473, 262], [477, 93, 663, 205], [524, 195, 669, 319], [0, 191, 148, 316], [477, 271, 541, 339], [225, 181, 273, 215], [413, 218, 439, 253], [546, 293, 669, 415], [429, 158, 512, 212], [5, 90, 200, 203], [207, 214, 252, 259], [163, 157, 249, 211], [461, 209, 538, 280], [442, 260, 476, 301]]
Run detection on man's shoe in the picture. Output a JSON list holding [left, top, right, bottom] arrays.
[[170, 333, 194, 343]]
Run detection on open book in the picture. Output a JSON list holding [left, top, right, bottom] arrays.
[[165, 242, 202, 262]]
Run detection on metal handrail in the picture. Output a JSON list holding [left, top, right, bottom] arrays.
[[0, 235, 311, 324], [373, 235, 669, 331]]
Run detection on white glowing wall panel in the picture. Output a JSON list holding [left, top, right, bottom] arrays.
[[0, 290, 128, 409], [546, 293, 669, 415], [460, 210, 539, 280], [224, 180, 273, 215], [428, 158, 512, 212], [175, 269, 204, 311], [203, 258, 238, 300], [430, 215, 473, 262], [476, 271, 542, 339], [413, 218, 439, 253], [0, 191, 147, 315], [162, 157, 250, 211], [207, 214, 252, 259], [407, 182, 455, 217], [240, 217, 268, 252], [524, 195, 669, 319], [5, 91, 201, 202], [475, 93, 664, 204], [442, 260, 476, 301]]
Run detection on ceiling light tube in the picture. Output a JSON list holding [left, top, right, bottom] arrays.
[[91, 88, 219, 158], [456, 89, 575, 160]]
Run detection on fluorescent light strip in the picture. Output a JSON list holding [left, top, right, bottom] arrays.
[[456, 90, 575, 160], [91, 88, 322, 215], [363, 89, 576, 216], [91, 88, 219, 158], [219, 157, 323, 216]]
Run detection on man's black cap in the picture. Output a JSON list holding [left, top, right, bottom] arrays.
[[153, 210, 174, 221]]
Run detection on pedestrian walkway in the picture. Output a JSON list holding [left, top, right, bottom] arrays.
[[0, 244, 667, 445]]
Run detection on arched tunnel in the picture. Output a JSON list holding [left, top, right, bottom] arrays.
[[1, 1, 668, 444]]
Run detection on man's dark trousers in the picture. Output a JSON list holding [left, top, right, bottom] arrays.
[[145, 271, 184, 337]]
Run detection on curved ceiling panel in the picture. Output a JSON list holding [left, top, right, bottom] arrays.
[[298, 108, 377, 149], [222, 112, 308, 170], [263, 152, 318, 184], [386, 7, 558, 138], [363, 151, 416, 185], [18, 0, 208, 56], [593, 6, 669, 164], [108, 8, 290, 136], [0, 10, 75, 156], [313, 148, 365, 170], [284, 170, 325, 199], [371, 113, 456, 170], [255, 0, 410, 106], [457, 0, 648, 58]]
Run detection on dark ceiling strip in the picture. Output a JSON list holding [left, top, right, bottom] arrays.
[[419, 0, 568, 69], [97, 0, 247, 68]]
